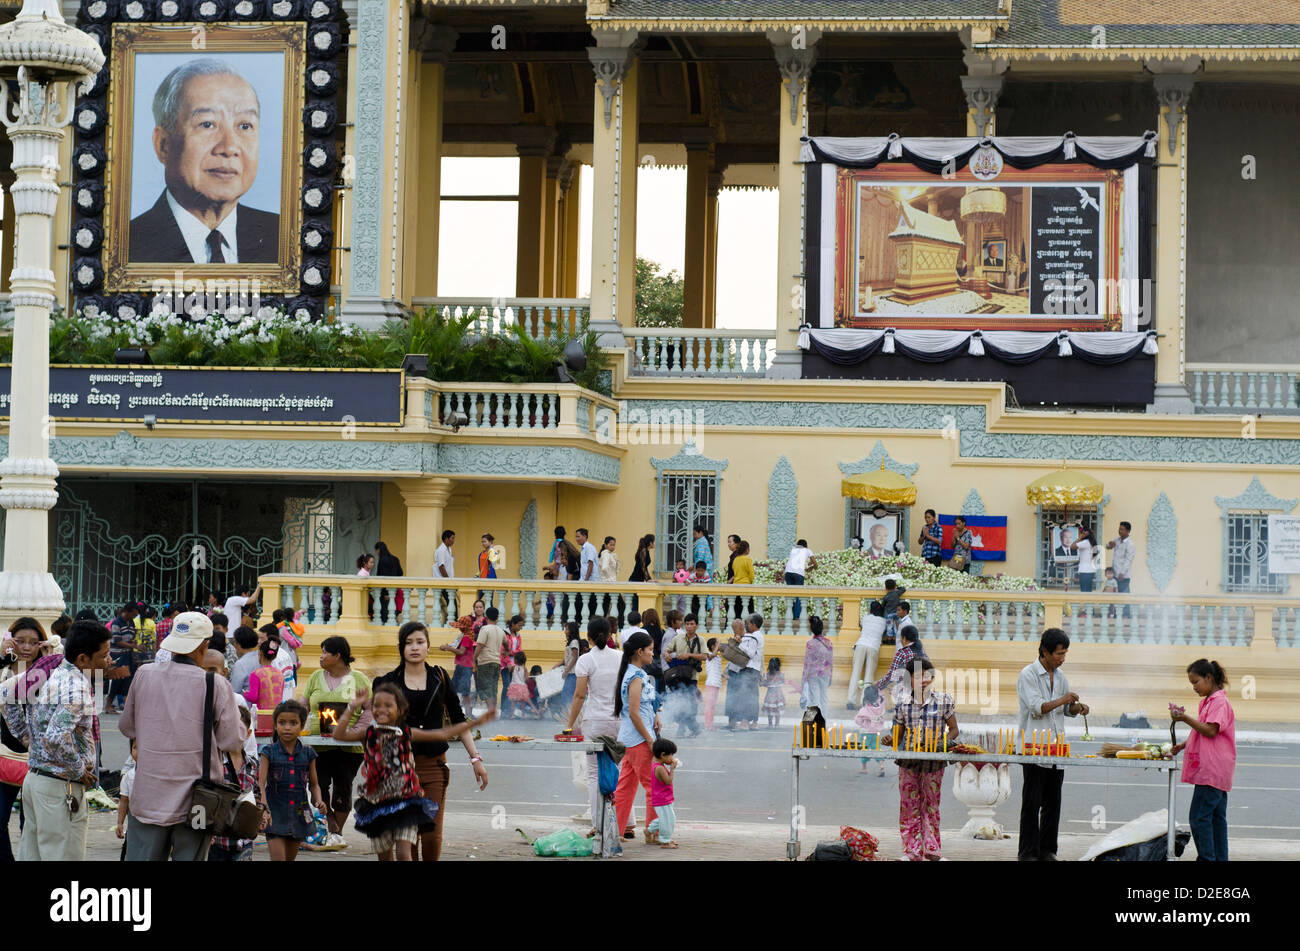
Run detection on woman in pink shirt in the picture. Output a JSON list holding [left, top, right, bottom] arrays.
[[244, 637, 287, 709], [1170, 658, 1236, 862]]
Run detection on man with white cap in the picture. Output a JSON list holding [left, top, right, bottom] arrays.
[[121, 611, 243, 861]]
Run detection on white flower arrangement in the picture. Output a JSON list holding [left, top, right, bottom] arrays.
[[751, 548, 1038, 593]]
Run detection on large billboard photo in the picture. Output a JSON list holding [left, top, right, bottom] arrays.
[[811, 154, 1145, 331]]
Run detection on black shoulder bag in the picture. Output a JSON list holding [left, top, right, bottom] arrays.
[[189, 671, 261, 839]]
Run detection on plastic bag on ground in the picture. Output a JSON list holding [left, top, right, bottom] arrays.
[[1079, 809, 1186, 862], [532, 827, 594, 857]]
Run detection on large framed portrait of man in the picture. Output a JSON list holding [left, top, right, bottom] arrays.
[[102, 22, 305, 292], [858, 513, 901, 559]]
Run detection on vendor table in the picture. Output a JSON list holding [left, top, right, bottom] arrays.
[[787, 749, 1181, 861], [302, 735, 600, 754]]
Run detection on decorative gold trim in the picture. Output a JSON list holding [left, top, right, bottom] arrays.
[[102, 22, 307, 293], [978, 46, 1300, 63], [590, 18, 1007, 34]]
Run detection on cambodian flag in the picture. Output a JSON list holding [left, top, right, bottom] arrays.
[[939, 515, 1007, 561]]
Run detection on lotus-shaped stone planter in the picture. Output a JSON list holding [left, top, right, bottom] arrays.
[[951, 761, 1012, 839]]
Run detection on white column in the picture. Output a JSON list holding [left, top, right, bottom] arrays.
[[767, 29, 820, 378], [0, 5, 104, 626], [1147, 58, 1200, 414], [587, 31, 642, 346]]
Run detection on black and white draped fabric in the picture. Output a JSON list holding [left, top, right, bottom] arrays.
[[798, 327, 1158, 367], [800, 133, 1157, 172]]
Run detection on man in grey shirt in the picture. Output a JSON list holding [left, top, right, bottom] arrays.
[[1016, 628, 1090, 862], [228, 625, 260, 695]]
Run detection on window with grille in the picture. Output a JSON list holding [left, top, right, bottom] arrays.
[[1223, 513, 1287, 593], [656, 472, 719, 575], [1036, 506, 1102, 588]]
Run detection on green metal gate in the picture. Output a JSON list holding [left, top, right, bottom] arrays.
[[51, 482, 334, 619]]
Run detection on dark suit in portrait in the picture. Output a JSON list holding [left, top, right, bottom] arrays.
[[129, 191, 278, 263]]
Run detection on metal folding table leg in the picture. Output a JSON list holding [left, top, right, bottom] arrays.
[[1166, 766, 1177, 859], [787, 752, 802, 860]]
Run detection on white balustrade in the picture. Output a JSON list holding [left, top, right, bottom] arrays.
[[626, 330, 777, 377], [439, 389, 560, 430], [414, 298, 590, 341], [1188, 364, 1300, 414]]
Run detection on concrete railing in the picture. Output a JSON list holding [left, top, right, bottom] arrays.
[[408, 380, 618, 439], [260, 576, 1300, 722], [625, 328, 776, 377], [412, 297, 590, 341], [1188, 362, 1300, 414]]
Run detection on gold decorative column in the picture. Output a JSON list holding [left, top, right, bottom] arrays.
[[559, 162, 581, 297], [588, 31, 642, 338], [705, 169, 722, 327], [682, 134, 712, 329], [1148, 58, 1200, 413], [515, 139, 549, 298], [542, 155, 563, 297], [396, 477, 456, 579], [410, 20, 457, 299], [768, 28, 820, 378]]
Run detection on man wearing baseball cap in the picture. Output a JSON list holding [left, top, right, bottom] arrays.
[[121, 611, 244, 861]]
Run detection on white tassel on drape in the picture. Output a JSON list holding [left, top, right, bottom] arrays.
[[886, 133, 903, 159], [1057, 331, 1073, 357], [1062, 132, 1077, 160], [1142, 330, 1159, 355], [968, 331, 985, 356], [882, 328, 896, 353]]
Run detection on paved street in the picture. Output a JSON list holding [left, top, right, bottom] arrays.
[[82, 712, 1299, 861]]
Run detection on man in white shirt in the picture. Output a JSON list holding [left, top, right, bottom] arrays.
[[849, 600, 886, 709], [434, 529, 455, 614], [222, 585, 259, 634], [619, 611, 648, 648], [1106, 521, 1135, 593], [434, 529, 456, 579], [1106, 520, 1135, 618], [1017, 628, 1089, 861], [576, 528, 599, 622], [784, 539, 813, 620]]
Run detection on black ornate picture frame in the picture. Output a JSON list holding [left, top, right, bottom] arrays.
[[70, 0, 345, 322]]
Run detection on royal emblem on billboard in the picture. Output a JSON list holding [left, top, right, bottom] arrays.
[[969, 145, 1003, 181]]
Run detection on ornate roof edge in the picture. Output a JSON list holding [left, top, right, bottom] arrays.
[[590, 18, 1007, 35], [975, 45, 1300, 62]]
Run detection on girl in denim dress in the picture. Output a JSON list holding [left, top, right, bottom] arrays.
[[258, 699, 326, 862]]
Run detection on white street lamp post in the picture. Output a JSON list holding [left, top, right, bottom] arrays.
[[0, 0, 102, 627]]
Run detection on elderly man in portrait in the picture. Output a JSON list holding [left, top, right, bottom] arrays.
[[866, 522, 891, 559], [130, 59, 278, 264]]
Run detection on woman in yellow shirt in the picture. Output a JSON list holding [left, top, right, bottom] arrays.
[[731, 540, 755, 584], [738, 537, 759, 621]]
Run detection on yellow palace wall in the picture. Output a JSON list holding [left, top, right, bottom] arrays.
[[409, 427, 1298, 597]]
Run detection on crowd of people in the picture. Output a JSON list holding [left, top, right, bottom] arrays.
[[0, 508, 1228, 864]]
